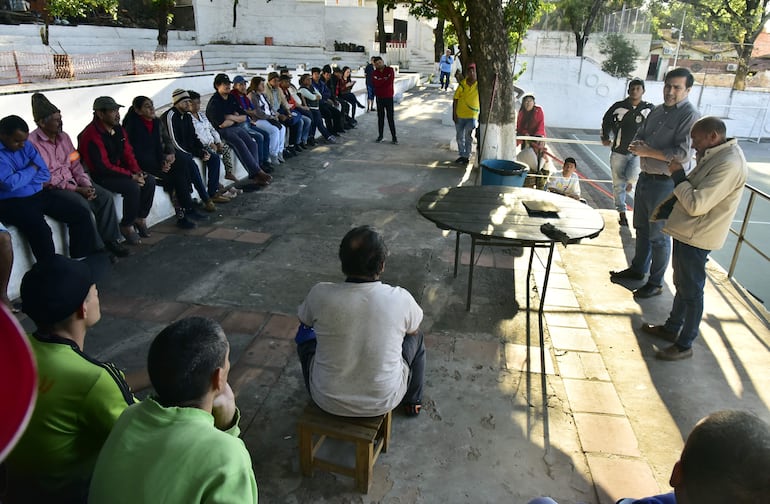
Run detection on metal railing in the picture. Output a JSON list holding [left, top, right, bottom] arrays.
[[728, 183, 770, 279], [0, 49, 205, 85]]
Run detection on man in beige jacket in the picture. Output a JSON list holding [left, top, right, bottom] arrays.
[[642, 116, 748, 361]]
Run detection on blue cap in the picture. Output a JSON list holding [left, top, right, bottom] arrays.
[[232, 75, 247, 85]]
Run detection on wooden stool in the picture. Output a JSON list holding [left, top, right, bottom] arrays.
[[297, 403, 392, 493]]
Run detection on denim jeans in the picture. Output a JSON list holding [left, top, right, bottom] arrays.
[[240, 123, 268, 164], [439, 71, 450, 90], [189, 151, 221, 200], [609, 151, 640, 212], [219, 126, 261, 177], [455, 118, 477, 158], [631, 172, 673, 286], [664, 240, 710, 349]]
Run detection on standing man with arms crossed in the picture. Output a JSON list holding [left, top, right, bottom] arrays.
[[642, 117, 748, 361], [610, 68, 700, 299], [600, 78, 654, 226], [452, 62, 479, 165], [372, 56, 398, 145]]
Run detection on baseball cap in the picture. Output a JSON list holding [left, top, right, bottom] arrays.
[[629, 77, 645, 90], [92, 96, 123, 111], [232, 75, 247, 85], [213, 73, 232, 87], [21, 255, 98, 326]]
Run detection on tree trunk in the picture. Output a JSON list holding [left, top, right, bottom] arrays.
[[466, 0, 516, 162], [574, 32, 585, 57], [433, 18, 445, 62], [732, 43, 753, 90], [156, 0, 173, 51], [377, 1, 387, 55]]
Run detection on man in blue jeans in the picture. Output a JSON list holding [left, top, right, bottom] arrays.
[[609, 67, 699, 299], [528, 410, 770, 504], [438, 49, 453, 91], [296, 225, 425, 418], [452, 62, 479, 165], [642, 117, 747, 361], [600, 78, 654, 226]]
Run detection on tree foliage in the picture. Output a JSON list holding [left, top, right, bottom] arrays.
[[45, 0, 118, 20], [648, 0, 769, 89], [554, 0, 643, 56], [599, 33, 641, 77]]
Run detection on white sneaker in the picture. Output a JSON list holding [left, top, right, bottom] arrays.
[[277, 152, 285, 163]]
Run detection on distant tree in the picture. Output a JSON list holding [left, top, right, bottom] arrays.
[[649, 0, 769, 90], [600, 33, 641, 77], [41, 0, 118, 45], [154, 0, 175, 51]]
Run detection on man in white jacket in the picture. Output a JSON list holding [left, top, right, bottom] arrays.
[[642, 116, 748, 361]]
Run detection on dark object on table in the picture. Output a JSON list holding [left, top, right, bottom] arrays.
[[541, 223, 570, 246], [523, 200, 559, 217]]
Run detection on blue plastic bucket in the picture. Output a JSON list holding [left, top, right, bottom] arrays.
[[480, 159, 529, 187]]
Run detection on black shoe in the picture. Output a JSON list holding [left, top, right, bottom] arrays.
[[610, 268, 645, 280], [262, 163, 274, 174], [176, 216, 196, 229], [375, 137, 383, 143], [391, 138, 398, 145], [307, 138, 317, 146], [294, 144, 304, 152], [633, 283, 663, 299], [185, 208, 209, 221], [619, 213, 629, 227], [640, 323, 679, 343], [105, 240, 130, 258]]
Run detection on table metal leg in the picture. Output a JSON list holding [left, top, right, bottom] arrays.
[[466, 236, 476, 311], [538, 243, 556, 349], [453, 231, 460, 278]]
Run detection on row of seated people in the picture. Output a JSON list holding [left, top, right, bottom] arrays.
[[0, 66, 370, 309]]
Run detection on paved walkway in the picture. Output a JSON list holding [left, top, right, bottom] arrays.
[[16, 85, 770, 504]]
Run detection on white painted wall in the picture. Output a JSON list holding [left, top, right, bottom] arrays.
[[522, 30, 652, 78]]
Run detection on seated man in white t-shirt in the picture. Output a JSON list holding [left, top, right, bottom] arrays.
[[297, 225, 426, 417], [546, 156, 581, 200]]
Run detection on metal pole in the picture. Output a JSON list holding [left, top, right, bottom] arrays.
[[673, 10, 685, 67], [728, 192, 755, 278]]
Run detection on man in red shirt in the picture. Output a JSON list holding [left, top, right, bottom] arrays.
[[371, 56, 397, 145]]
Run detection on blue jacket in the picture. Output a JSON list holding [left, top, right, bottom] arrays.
[[0, 140, 50, 200]]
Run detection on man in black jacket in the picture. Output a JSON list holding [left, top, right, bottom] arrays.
[[162, 89, 228, 213]]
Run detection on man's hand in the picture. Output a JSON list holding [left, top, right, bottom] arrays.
[[131, 172, 146, 187], [201, 151, 211, 162], [628, 140, 652, 157], [601, 139, 612, 147], [668, 159, 684, 174], [212, 382, 237, 430], [75, 186, 96, 200]]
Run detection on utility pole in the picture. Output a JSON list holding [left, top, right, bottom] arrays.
[[673, 9, 686, 67]]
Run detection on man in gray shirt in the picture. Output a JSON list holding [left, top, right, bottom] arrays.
[[610, 67, 700, 299]]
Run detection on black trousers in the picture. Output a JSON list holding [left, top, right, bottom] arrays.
[[0, 190, 99, 260], [376, 97, 396, 140], [319, 101, 344, 133], [94, 174, 156, 227]]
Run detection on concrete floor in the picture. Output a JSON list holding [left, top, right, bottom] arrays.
[[17, 85, 770, 504]]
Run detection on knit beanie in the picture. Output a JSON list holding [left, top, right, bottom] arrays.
[[171, 89, 191, 105], [31, 93, 60, 123]]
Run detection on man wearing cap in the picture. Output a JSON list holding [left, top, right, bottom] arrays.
[[371, 56, 398, 144], [28, 93, 130, 260], [611, 67, 700, 299], [3, 254, 136, 503], [311, 67, 346, 135], [162, 89, 229, 211], [77, 96, 157, 243], [601, 78, 654, 227], [0, 114, 100, 262], [452, 62, 478, 164], [205, 73, 272, 186], [230, 75, 274, 169]]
